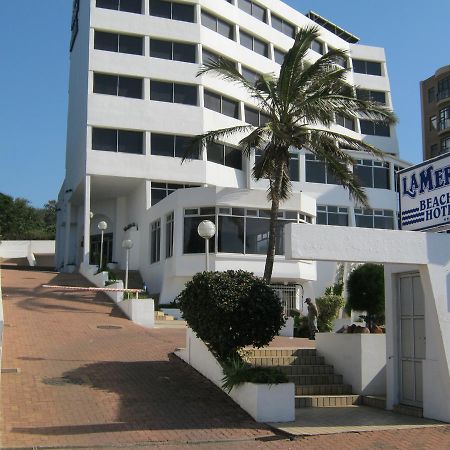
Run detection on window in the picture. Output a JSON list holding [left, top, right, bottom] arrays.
[[430, 144, 439, 158], [93, 73, 143, 99], [244, 106, 269, 126], [165, 212, 174, 258], [316, 205, 348, 226], [201, 11, 234, 40], [150, 220, 161, 263], [439, 107, 450, 131], [204, 90, 239, 118], [201, 48, 236, 67], [241, 66, 259, 85], [273, 48, 286, 65], [151, 182, 200, 206], [356, 89, 386, 105], [442, 137, 450, 153], [310, 39, 324, 55], [305, 154, 342, 185], [94, 31, 143, 55], [437, 76, 450, 101], [92, 128, 143, 154], [355, 208, 394, 229], [360, 119, 390, 137], [335, 113, 355, 131], [428, 86, 436, 103], [352, 59, 382, 76], [353, 159, 390, 189], [240, 30, 268, 57], [207, 142, 242, 169], [271, 13, 295, 38], [430, 115, 437, 131], [238, 0, 266, 23], [334, 55, 347, 68], [151, 133, 199, 158], [150, 81, 197, 105], [96, 0, 142, 13], [150, 39, 196, 63], [149, 0, 195, 22], [184, 208, 216, 254]]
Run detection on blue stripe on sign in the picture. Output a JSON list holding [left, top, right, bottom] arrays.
[[402, 207, 420, 215], [402, 212, 424, 220], [402, 217, 425, 226]]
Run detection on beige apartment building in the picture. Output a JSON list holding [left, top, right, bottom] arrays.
[[421, 65, 450, 160]]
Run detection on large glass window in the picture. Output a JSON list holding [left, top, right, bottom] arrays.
[[207, 143, 242, 170], [204, 90, 239, 118], [310, 39, 324, 55], [305, 154, 342, 185], [151, 133, 199, 158], [353, 159, 390, 189], [150, 81, 197, 105], [439, 107, 450, 132], [239, 30, 268, 57], [352, 59, 382, 76], [356, 89, 386, 105], [273, 48, 286, 65], [184, 208, 216, 254], [241, 66, 259, 85], [149, 0, 195, 22], [316, 205, 348, 226], [442, 137, 450, 153], [335, 113, 355, 131], [165, 212, 174, 258], [92, 128, 143, 154], [150, 219, 161, 263], [244, 106, 269, 126], [271, 13, 295, 38], [201, 11, 234, 40], [93, 73, 143, 99], [355, 209, 394, 229], [151, 182, 200, 206], [150, 39, 196, 63], [96, 0, 142, 13], [360, 119, 390, 137], [238, 0, 266, 22], [94, 31, 143, 55], [437, 76, 450, 101]]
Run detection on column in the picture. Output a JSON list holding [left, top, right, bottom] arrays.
[[64, 201, 72, 267], [83, 175, 91, 265]]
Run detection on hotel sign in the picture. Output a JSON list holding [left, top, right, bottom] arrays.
[[399, 153, 450, 231]]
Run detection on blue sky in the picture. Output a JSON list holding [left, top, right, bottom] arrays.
[[0, 1, 449, 207]]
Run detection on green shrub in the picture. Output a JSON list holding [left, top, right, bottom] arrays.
[[291, 311, 309, 338], [316, 294, 345, 332], [221, 357, 288, 393], [177, 270, 285, 361], [347, 263, 385, 330]]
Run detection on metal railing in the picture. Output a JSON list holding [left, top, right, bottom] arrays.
[[271, 284, 303, 316]]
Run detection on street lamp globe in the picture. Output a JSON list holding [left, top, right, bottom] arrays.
[[122, 239, 134, 250], [197, 220, 216, 240], [98, 220, 108, 231]]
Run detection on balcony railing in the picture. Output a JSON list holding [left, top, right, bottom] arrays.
[[438, 118, 450, 132]]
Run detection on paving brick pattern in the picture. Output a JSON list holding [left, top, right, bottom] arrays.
[[1, 268, 450, 449]]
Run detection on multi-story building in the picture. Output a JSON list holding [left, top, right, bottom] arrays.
[[56, 0, 408, 305], [421, 65, 450, 160]]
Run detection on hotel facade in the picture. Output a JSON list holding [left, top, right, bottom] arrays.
[[56, 0, 408, 304]]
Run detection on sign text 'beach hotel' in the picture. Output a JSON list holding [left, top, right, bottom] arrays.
[[399, 153, 450, 231]]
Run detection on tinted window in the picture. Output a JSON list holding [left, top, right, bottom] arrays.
[[242, 66, 259, 84], [201, 11, 217, 30], [289, 154, 299, 182], [119, 34, 143, 55], [173, 42, 196, 62], [151, 81, 173, 102], [217, 19, 234, 39], [118, 130, 143, 154], [172, 2, 195, 22], [175, 136, 197, 158], [271, 13, 295, 38], [367, 61, 382, 76], [253, 37, 268, 57], [122, 0, 142, 13], [310, 39, 323, 54], [245, 217, 269, 254], [151, 134, 174, 156], [184, 216, 216, 253], [353, 59, 382, 76], [94, 31, 118, 52], [274, 48, 286, 65], [150, 39, 172, 59], [96, 0, 118, 10], [174, 83, 197, 105], [222, 97, 239, 118], [207, 142, 223, 164], [149, 0, 171, 18], [240, 31, 253, 51], [119, 76, 142, 98], [218, 216, 245, 253], [92, 128, 117, 152], [245, 106, 259, 126], [225, 147, 242, 169], [93, 73, 117, 95], [204, 90, 221, 112]]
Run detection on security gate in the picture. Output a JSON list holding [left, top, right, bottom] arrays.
[[398, 273, 425, 407], [271, 284, 301, 315]]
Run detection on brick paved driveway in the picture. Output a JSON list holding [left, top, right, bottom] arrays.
[[1, 268, 449, 449]]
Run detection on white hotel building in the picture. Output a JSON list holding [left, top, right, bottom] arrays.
[[57, 0, 409, 304]]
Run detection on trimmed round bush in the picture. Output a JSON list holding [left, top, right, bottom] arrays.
[[177, 270, 285, 361]]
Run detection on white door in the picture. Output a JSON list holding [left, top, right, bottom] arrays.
[[398, 273, 426, 407]]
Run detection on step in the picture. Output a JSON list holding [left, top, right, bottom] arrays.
[[245, 355, 325, 366], [295, 384, 353, 396], [243, 348, 316, 358], [296, 395, 361, 408], [393, 403, 423, 418], [279, 364, 334, 375], [287, 373, 343, 386], [362, 395, 386, 410]]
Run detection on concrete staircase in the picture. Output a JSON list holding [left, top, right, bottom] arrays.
[[154, 310, 175, 321], [243, 348, 361, 408]]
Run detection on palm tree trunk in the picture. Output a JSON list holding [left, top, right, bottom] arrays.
[[263, 161, 285, 283]]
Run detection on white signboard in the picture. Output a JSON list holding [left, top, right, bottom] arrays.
[[399, 153, 450, 231]]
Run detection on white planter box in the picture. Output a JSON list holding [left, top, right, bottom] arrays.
[[160, 308, 183, 320], [176, 328, 295, 422], [119, 298, 155, 328], [316, 333, 386, 396]]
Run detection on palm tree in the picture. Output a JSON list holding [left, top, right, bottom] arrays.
[[184, 26, 397, 283]]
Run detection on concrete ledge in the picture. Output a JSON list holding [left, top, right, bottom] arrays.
[[176, 328, 295, 423]]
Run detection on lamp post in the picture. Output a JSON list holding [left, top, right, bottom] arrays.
[[98, 220, 108, 270], [122, 239, 134, 290], [197, 220, 216, 271]]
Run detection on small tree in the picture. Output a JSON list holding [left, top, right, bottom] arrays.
[[347, 263, 385, 331], [316, 294, 345, 332], [177, 270, 285, 362]]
